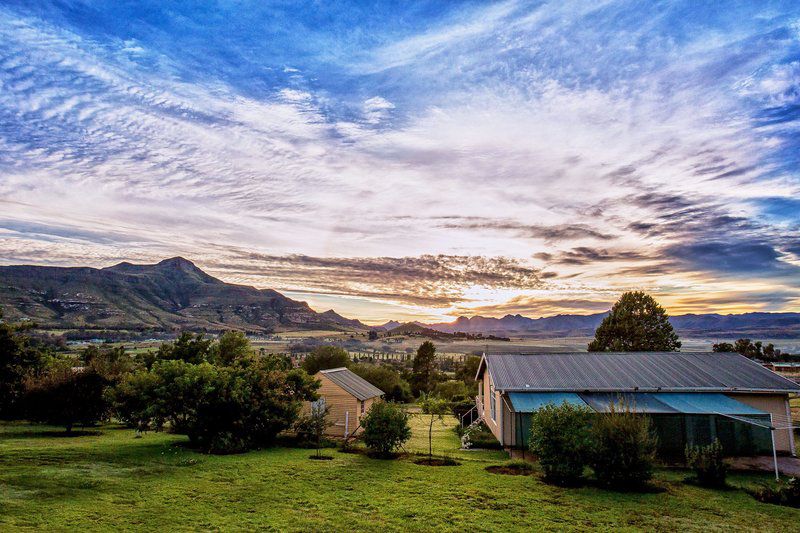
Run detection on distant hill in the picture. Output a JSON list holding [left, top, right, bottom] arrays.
[[425, 312, 800, 338], [0, 257, 368, 333], [373, 320, 403, 331], [385, 322, 455, 339]]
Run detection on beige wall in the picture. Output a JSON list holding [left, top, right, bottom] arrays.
[[481, 370, 516, 446], [728, 393, 795, 454], [481, 370, 502, 443], [305, 374, 366, 437]]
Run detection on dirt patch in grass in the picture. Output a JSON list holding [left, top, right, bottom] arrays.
[[309, 455, 334, 461], [337, 446, 366, 455], [414, 457, 460, 466], [366, 451, 405, 460], [486, 464, 535, 476]]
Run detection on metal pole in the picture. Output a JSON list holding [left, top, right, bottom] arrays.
[[770, 414, 779, 482]]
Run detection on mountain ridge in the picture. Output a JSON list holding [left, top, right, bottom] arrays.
[[1, 258, 798, 338], [0, 257, 368, 333], [419, 311, 800, 338]]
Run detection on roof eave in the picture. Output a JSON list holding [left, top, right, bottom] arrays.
[[496, 386, 800, 394]]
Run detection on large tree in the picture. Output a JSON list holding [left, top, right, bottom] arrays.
[[350, 363, 412, 403], [0, 309, 51, 419], [301, 346, 350, 375], [588, 292, 681, 352], [112, 358, 318, 453], [24, 363, 109, 433], [411, 341, 437, 395], [211, 330, 251, 365]]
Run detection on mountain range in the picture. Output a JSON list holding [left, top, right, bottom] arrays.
[[387, 312, 800, 338], [1, 257, 799, 339], [0, 257, 368, 333]]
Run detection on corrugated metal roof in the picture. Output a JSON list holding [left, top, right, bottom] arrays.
[[319, 367, 384, 400], [508, 392, 588, 413], [481, 352, 800, 393], [654, 393, 767, 415], [579, 392, 679, 413]]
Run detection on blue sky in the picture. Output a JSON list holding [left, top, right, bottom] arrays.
[[1, 1, 799, 322]]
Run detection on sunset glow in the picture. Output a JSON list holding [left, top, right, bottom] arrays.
[[1, 1, 799, 322]]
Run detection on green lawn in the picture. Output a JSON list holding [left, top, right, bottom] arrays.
[[1, 416, 798, 532]]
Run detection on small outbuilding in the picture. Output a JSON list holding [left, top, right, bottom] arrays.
[[310, 367, 383, 437], [476, 352, 800, 458]]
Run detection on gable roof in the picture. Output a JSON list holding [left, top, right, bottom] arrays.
[[476, 352, 800, 394], [319, 367, 384, 400]]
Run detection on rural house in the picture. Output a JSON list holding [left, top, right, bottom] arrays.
[[310, 368, 383, 437], [475, 352, 800, 457]]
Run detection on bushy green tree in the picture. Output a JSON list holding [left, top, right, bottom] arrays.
[[713, 339, 780, 361], [529, 402, 593, 485], [418, 394, 451, 461], [588, 291, 680, 352], [590, 402, 657, 488], [109, 368, 164, 431], [81, 345, 135, 384], [211, 330, 251, 365], [360, 401, 411, 458], [112, 358, 318, 453], [0, 310, 51, 419], [411, 341, 437, 395], [301, 345, 350, 375], [455, 355, 481, 393], [433, 380, 468, 401], [156, 332, 213, 364], [350, 363, 412, 403], [24, 363, 109, 433]]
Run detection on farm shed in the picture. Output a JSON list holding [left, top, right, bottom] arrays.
[[475, 352, 800, 458], [309, 368, 383, 437]]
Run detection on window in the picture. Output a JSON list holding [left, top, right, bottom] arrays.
[[360, 400, 365, 415], [311, 397, 326, 411], [489, 384, 496, 422]]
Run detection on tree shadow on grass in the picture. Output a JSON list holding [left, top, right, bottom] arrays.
[[0, 429, 103, 440]]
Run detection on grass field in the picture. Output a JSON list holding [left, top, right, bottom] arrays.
[[1, 416, 798, 532]]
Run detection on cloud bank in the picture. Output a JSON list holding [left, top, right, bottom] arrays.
[[0, 1, 799, 321]]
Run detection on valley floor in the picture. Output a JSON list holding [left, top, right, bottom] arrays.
[[1, 416, 798, 531]]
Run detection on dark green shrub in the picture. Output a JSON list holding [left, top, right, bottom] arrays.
[[360, 401, 411, 458], [529, 402, 593, 485], [433, 380, 468, 400], [111, 358, 319, 453], [0, 310, 52, 420], [301, 346, 350, 375], [450, 396, 476, 420], [750, 477, 800, 507], [350, 363, 412, 403], [590, 404, 657, 488], [685, 439, 728, 488], [24, 363, 109, 433]]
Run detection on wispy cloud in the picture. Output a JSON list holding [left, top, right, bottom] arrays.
[[0, 1, 799, 320]]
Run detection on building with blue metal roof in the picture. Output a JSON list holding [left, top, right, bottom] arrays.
[[475, 353, 800, 456]]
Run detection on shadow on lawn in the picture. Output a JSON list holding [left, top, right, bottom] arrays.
[[0, 429, 103, 440]]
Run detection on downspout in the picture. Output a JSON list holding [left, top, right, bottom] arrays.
[[785, 396, 796, 457], [770, 413, 780, 482]]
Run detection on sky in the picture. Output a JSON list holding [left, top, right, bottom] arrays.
[[1, 1, 799, 324]]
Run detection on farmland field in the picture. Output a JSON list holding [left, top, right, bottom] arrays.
[[1, 415, 798, 531]]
